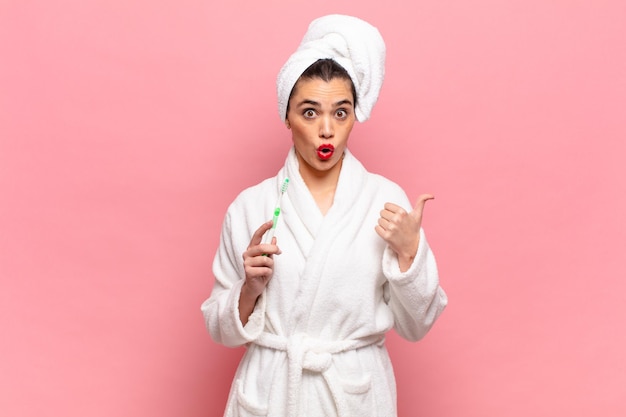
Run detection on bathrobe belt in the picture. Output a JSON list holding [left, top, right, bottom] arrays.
[[255, 332, 384, 417]]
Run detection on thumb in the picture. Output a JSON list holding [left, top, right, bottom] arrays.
[[412, 194, 434, 216], [271, 236, 282, 255]]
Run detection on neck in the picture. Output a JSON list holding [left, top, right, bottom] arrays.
[[297, 152, 344, 215]]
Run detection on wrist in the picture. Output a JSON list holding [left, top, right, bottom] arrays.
[[239, 283, 260, 326], [396, 241, 419, 272], [397, 254, 415, 272], [241, 282, 261, 302]]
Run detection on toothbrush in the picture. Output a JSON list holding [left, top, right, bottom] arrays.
[[263, 178, 290, 245]]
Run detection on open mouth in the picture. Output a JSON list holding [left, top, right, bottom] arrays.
[[317, 144, 335, 160]]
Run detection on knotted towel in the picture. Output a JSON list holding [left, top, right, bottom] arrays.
[[276, 14, 386, 122]]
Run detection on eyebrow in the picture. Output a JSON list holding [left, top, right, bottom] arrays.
[[296, 98, 354, 108], [335, 99, 354, 107]]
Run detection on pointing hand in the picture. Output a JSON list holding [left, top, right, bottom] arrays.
[[375, 194, 434, 271]]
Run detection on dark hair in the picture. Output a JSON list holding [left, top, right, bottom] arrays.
[[286, 59, 357, 114]]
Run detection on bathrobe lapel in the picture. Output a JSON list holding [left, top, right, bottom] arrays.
[[280, 148, 372, 334]]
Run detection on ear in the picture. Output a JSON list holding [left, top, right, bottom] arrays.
[[285, 119, 291, 129]]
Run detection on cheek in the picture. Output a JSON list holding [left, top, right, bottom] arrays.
[[289, 129, 306, 150], [338, 125, 354, 144], [290, 125, 311, 142]]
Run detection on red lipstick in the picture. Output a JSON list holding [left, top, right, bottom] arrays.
[[317, 144, 335, 160]]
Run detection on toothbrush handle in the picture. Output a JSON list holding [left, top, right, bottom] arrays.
[[263, 227, 276, 245]]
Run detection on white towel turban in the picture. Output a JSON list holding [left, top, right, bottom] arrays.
[[276, 14, 386, 122]]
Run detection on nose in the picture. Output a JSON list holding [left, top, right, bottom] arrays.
[[319, 116, 334, 139]]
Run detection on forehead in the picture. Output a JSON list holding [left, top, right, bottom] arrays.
[[291, 77, 354, 103]]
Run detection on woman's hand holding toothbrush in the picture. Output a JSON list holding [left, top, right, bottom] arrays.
[[238, 220, 281, 325]]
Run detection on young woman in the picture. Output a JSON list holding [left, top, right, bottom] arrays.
[[202, 14, 447, 417]]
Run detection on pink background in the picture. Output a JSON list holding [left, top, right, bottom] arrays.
[[1, 1, 625, 416]]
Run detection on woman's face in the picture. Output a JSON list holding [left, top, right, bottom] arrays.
[[286, 77, 356, 179]]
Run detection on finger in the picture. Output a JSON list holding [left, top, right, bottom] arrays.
[[244, 254, 274, 273], [245, 243, 281, 259], [374, 224, 387, 239], [259, 236, 282, 257], [377, 216, 393, 231], [383, 202, 403, 213], [260, 243, 281, 257], [380, 203, 406, 223], [412, 194, 434, 216], [271, 236, 282, 255], [245, 264, 273, 276], [244, 251, 274, 266], [249, 220, 274, 248]]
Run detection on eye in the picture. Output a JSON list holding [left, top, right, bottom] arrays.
[[335, 109, 348, 119], [303, 109, 316, 119]]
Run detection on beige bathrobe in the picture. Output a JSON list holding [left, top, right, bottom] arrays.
[[202, 147, 447, 417]]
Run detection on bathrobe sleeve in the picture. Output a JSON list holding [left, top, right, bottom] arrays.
[[201, 200, 268, 348], [372, 178, 447, 342], [381, 227, 448, 341]]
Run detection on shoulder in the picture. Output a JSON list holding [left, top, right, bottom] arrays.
[[346, 150, 409, 205], [231, 177, 275, 206], [365, 172, 411, 208], [367, 172, 405, 194], [228, 178, 276, 212], [222, 177, 276, 230]]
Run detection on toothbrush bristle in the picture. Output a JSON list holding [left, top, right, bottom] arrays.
[[281, 178, 290, 193]]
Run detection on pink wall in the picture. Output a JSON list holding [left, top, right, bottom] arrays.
[[1, 1, 625, 416]]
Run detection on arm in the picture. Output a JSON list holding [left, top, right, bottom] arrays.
[[376, 194, 447, 341], [382, 228, 448, 341], [200, 211, 279, 347], [239, 221, 281, 325]]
